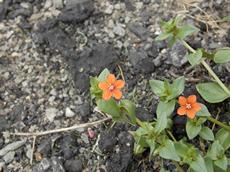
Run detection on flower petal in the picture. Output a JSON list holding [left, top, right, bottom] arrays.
[[114, 80, 125, 89], [102, 90, 112, 100], [186, 109, 196, 119], [192, 103, 201, 112], [177, 106, 187, 116], [107, 74, 116, 84], [178, 96, 187, 106], [112, 89, 122, 100], [98, 82, 109, 90], [187, 95, 197, 104]]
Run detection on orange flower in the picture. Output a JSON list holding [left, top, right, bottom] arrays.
[[98, 74, 125, 100], [177, 95, 201, 119]]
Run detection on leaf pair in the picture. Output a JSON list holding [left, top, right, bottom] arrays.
[[97, 98, 136, 124], [156, 16, 198, 47], [186, 104, 213, 140], [149, 76, 185, 102]]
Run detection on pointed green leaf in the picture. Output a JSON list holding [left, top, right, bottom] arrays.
[[214, 47, 230, 64], [177, 25, 199, 40], [207, 141, 224, 160], [174, 141, 189, 158], [196, 104, 211, 117], [155, 100, 175, 133], [98, 68, 110, 82], [215, 128, 230, 150], [214, 155, 228, 171], [167, 76, 185, 100], [120, 99, 136, 124], [186, 120, 202, 139], [190, 155, 207, 172], [146, 139, 156, 158], [199, 127, 214, 141], [204, 157, 214, 172], [149, 79, 166, 97], [196, 82, 229, 103], [97, 99, 121, 120], [186, 49, 202, 66], [155, 32, 173, 41], [159, 140, 180, 161]]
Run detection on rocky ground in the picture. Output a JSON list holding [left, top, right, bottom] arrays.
[[0, 0, 229, 171]]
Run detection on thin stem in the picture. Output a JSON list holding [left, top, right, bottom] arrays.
[[181, 40, 230, 96], [167, 130, 177, 142], [173, 161, 184, 172], [207, 116, 230, 131], [6, 117, 112, 137]]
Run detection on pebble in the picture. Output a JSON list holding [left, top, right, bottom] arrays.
[[45, 108, 58, 122], [104, 4, 114, 14], [53, 0, 63, 9], [65, 107, 75, 117], [0, 140, 26, 157], [113, 24, 126, 37], [3, 151, 15, 163]]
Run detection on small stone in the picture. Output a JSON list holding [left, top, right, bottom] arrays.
[[113, 25, 125, 37], [53, 0, 63, 9], [65, 107, 75, 118], [40, 158, 51, 170], [0, 162, 5, 171], [104, 4, 114, 14], [81, 133, 89, 144], [45, 108, 58, 122], [64, 159, 83, 172], [44, 0, 53, 9], [26, 145, 32, 160], [0, 140, 26, 157], [3, 151, 15, 163]]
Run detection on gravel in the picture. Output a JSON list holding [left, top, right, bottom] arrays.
[[0, 0, 229, 171]]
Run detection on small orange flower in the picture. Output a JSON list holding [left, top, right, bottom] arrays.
[[98, 74, 125, 100], [177, 95, 201, 119]]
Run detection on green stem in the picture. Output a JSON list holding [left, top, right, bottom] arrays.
[[207, 116, 230, 131], [173, 161, 184, 172], [181, 40, 230, 96], [167, 130, 177, 142]]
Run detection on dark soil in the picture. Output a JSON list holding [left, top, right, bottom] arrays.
[[0, 0, 229, 171]]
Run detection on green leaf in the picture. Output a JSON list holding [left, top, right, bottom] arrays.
[[167, 76, 185, 100], [177, 25, 199, 40], [90, 76, 102, 100], [186, 119, 202, 139], [97, 99, 121, 120], [214, 47, 230, 64], [190, 155, 207, 172], [159, 139, 180, 161], [155, 32, 173, 41], [196, 104, 211, 117], [214, 155, 228, 171], [204, 157, 214, 172], [149, 79, 166, 97], [186, 49, 202, 66], [196, 82, 229, 103], [155, 100, 175, 133], [207, 141, 224, 160], [215, 128, 230, 150], [146, 139, 156, 158], [133, 143, 146, 154], [98, 68, 110, 82], [156, 100, 176, 118], [174, 141, 189, 158], [120, 99, 136, 124], [199, 127, 214, 141]]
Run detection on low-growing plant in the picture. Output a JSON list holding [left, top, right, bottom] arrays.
[[90, 16, 230, 172]]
